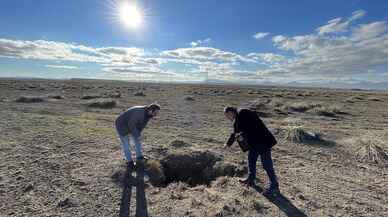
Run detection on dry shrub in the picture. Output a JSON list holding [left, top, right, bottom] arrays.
[[86, 99, 117, 109], [285, 126, 321, 143], [367, 97, 382, 102], [104, 91, 121, 98], [250, 98, 271, 110], [345, 95, 364, 103], [48, 94, 63, 99], [134, 91, 146, 96], [15, 95, 45, 103], [311, 106, 336, 117], [288, 102, 321, 112], [81, 94, 101, 100], [184, 96, 195, 101], [355, 135, 388, 165], [268, 98, 284, 108]]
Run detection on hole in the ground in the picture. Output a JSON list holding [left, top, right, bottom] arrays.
[[145, 150, 244, 187]]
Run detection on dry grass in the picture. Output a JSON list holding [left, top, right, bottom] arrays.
[[285, 126, 321, 143], [288, 102, 321, 112], [311, 105, 343, 117], [81, 94, 101, 100], [355, 134, 388, 165], [184, 96, 195, 101], [85, 99, 117, 109]]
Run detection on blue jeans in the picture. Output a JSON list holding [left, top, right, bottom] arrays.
[[248, 149, 279, 188], [118, 134, 142, 162]]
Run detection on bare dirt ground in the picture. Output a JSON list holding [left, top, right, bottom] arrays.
[[0, 78, 387, 217]]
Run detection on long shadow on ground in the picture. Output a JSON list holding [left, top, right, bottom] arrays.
[[252, 185, 308, 217], [119, 162, 148, 217]]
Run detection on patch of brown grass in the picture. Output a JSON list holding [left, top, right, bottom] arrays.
[[85, 99, 117, 109], [288, 102, 322, 112], [355, 134, 388, 165], [285, 126, 321, 143]]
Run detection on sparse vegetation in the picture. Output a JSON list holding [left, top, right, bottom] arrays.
[[288, 102, 321, 112], [355, 134, 388, 165], [134, 91, 146, 96], [285, 126, 321, 143], [81, 94, 101, 100], [85, 99, 117, 109], [184, 96, 195, 101], [2, 79, 388, 217]]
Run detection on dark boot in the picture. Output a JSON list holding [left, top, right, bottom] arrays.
[[127, 161, 135, 170], [239, 177, 255, 186], [264, 184, 280, 196]]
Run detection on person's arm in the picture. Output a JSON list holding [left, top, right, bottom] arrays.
[[225, 133, 236, 147]]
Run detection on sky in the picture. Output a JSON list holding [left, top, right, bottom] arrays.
[[0, 0, 388, 88]]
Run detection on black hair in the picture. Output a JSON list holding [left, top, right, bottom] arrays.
[[146, 103, 161, 111], [224, 106, 237, 114]]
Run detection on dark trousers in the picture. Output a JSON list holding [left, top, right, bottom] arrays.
[[248, 148, 279, 188]]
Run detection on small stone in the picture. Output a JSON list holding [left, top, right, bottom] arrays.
[[23, 184, 34, 193]]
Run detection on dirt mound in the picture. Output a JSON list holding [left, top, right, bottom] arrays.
[[144, 151, 243, 187]]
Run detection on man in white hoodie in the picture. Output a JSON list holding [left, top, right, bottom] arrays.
[[115, 103, 160, 168]]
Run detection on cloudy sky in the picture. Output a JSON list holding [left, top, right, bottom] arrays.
[[0, 0, 387, 88]]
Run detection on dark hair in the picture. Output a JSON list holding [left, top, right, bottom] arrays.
[[146, 103, 161, 111], [224, 106, 237, 114]]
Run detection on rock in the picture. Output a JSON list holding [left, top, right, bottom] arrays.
[[23, 184, 34, 193], [57, 197, 78, 208]]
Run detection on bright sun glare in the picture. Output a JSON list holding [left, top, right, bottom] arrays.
[[119, 2, 143, 28]]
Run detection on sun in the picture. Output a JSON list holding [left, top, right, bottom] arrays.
[[119, 2, 143, 28]]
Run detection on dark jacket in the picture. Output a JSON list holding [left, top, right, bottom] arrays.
[[226, 108, 277, 153], [115, 106, 151, 137]]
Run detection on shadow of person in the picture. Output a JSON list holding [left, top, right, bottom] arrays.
[[252, 184, 308, 217], [119, 164, 136, 217], [135, 160, 148, 217], [119, 165, 137, 217]]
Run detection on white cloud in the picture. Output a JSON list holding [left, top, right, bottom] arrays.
[[351, 21, 388, 41], [350, 10, 367, 21], [253, 32, 270, 40], [45, 65, 79, 69], [261, 10, 388, 83], [190, 38, 211, 47], [247, 53, 286, 63], [1, 8, 388, 86], [161, 46, 254, 63], [316, 10, 366, 35], [0, 39, 146, 65]]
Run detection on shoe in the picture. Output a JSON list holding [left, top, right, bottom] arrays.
[[239, 177, 255, 186], [127, 161, 135, 170], [264, 186, 280, 196], [136, 157, 146, 167]]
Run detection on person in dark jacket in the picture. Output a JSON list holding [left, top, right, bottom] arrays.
[[115, 103, 160, 168], [223, 106, 280, 194]]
